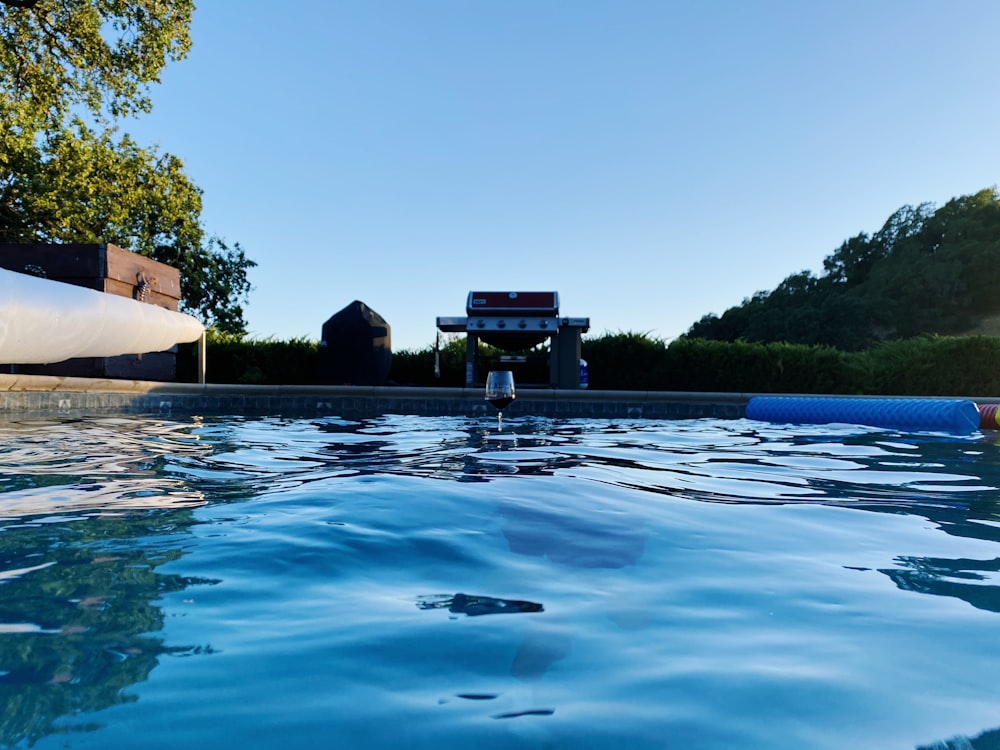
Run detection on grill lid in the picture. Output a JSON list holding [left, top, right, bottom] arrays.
[[466, 291, 558, 316]]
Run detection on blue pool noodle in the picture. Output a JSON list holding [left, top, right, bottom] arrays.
[[746, 396, 981, 433]]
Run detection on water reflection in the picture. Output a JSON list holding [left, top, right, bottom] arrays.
[[0, 418, 224, 747], [919, 726, 1000, 749], [498, 488, 647, 568], [2, 414, 1000, 748], [229, 416, 1000, 618], [0, 510, 217, 746], [416, 593, 544, 616], [881, 555, 1000, 614], [0, 417, 214, 517]]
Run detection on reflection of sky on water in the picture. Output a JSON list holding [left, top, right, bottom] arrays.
[[0, 418, 213, 518], [3, 414, 1000, 595], [198, 415, 995, 505], [0, 414, 999, 748]]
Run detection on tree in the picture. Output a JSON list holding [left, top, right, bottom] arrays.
[[683, 188, 1000, 350], [822, 233, 878, 286], [0, 0, 255, 333]]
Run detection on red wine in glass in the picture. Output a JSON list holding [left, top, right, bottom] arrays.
[[485, 371, 515, 430]]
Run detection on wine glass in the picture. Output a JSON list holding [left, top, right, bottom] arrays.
[[485, 370, 516, 430]]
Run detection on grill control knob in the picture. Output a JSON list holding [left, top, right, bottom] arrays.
[[539, 320, 549, 328], [476, 319, 485, 328], [497, 320, 507, 329], [518, 319, 527, 329]]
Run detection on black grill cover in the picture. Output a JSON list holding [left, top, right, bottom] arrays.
[[318, 301, 392, 385]]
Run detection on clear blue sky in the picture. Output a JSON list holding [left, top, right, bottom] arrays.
[[124, 1, 1000, 351]]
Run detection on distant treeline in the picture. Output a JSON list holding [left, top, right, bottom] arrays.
[[686, 188, 1000, 350], [178, 331, 1000, 396]]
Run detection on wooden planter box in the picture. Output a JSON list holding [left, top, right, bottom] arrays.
[[0, 243, 184, 381]]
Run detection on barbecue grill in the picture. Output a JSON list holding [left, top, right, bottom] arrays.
[[437, 291, 590, 388]]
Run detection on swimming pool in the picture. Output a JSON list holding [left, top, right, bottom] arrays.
[[0, 413, 998, 749]]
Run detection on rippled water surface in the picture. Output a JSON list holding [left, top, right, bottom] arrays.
[[1, 414, 999, 749]]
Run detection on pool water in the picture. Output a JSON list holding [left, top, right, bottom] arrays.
[[0, 414, 999, 750]]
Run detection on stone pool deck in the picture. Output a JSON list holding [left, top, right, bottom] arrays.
[[0, 373, 749, 420]]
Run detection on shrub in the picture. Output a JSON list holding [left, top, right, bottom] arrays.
[[581, 331, 668, 390], [390, 336, 467, 386], [861, 336, 1000, 396], [662, 339, 862, 394], [177, 331, 319, 385], [177, 329, 1000, 396]]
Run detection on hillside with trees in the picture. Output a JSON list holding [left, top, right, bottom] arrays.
[[685, 188, 1000, 350]]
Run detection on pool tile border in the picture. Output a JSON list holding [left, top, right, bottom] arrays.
[[5, 374, 992, 421], [0, 374, 750, 420]]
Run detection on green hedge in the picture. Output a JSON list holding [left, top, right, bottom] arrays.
[[177, 332, 319, 385], [177, 331, 1000, 396], [389, 337, 467, 387], [655, 338, 861, 394], [859, 336, 1000, 396], [580, 333, 1000, 395]]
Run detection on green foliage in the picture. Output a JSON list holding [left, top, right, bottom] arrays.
[[390, 336, 469, 386], [579, 332, 859, 394], [661, 336, 1000, 396], [0, 505, 212, 747], [389, 336, 551, 387], [0, 0, 194, 127], [685, 188, 1000, 350], [661, 338, 862, 394], [180, 329, 1000, 397], [0, 0, 255, 333], [859, 336, 1000, 396], [177, 331, 319, 385], [581, 331, 669, 390], [153, 237, 254, 336]]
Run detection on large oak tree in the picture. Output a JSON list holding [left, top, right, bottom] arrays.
[[0, 0, 254, 333]]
